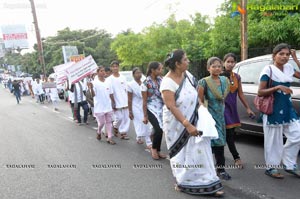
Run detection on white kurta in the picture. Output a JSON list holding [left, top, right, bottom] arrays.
[[160, 72, 222, 195], [48, 87, 59, 101], [35, 82, 44, 95], [106, 75, 128, 108], [93, 79, 113, 114], [31, 81, 37, 95], [128, 80, 151, 137]]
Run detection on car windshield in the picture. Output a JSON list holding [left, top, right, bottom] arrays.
[[235, 59, 300, 87], [289, 60, 300, 87], [234, 60, 270, 85]]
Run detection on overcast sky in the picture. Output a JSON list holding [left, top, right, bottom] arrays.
[[0, 0, 225, 49]]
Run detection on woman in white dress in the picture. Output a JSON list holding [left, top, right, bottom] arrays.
[[91, 66, 116, 145], [160, 49, 224, 196], [258, 43, 300, 178], [128, 68, 152, 148]]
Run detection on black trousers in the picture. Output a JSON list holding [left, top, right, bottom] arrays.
[[226, 128, 240, 160], [38, 94, 45, 103], [147, 109, 163, 152], [76, 101, 89, 123], [212, 146, 226, 173]]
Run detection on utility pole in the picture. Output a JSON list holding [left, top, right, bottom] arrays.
[[29, 0, 46, 77], [241, 0, 248, 60]]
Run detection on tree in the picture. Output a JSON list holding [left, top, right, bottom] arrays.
[[111, 31, 150, 70], [111, 14, 211, 78], [9, 27, 117, 75]]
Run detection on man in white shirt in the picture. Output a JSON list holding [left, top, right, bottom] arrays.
[[35, 78, 45, 104], [108, 61, 130, 140]]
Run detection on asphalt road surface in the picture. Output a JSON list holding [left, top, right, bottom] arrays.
[[0, 86, 299, 199]]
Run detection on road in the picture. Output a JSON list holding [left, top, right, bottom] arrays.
[[0, 86, 299, 199]]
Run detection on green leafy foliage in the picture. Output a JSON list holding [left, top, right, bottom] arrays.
[[1, 0, 300, 79]]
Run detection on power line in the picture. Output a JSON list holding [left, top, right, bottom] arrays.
[[44, 32, 104, 45]]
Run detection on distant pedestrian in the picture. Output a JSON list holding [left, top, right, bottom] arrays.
[[47, 76, 60, 111], [7, 78, 12, 92], [65, 80, 76, 121], [86, 81, 95, 117], [70, 80, 89, 125], [12, 80, 21, 104], [34, 78, 45, 104]]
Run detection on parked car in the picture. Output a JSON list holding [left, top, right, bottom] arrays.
[[233, 51, 300, 135], [119, 71, 146, 82]]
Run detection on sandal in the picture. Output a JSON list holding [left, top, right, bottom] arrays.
[[146, 145, 152, 150], [158, 153, 167, 159], [284, 169, 300, 178], [120, 134, 130, 140], [136, 139, 144, 144], [217, 171, 232, 181], [107, 139, 116, 145], [284, 166, 300, 178], [96, 134, 101, 140], [234, 158, 244, 169], [151, 149, 160, 160], [113, 127, 119, 137], [265, 169, 284, 179]]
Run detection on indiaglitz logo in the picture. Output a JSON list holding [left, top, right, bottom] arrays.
[[231, 1, 300, 18]]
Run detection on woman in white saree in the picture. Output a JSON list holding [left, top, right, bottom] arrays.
[[128, 68, 152, 148], [160, 49, 223, 196]]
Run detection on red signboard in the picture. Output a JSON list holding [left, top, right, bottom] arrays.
[[3, 33, 28, 40]]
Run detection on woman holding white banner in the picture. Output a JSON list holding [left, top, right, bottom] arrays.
[[160, 49, 223, 196]]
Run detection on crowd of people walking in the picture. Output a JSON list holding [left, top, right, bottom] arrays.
[[2, 43, 300, 197]]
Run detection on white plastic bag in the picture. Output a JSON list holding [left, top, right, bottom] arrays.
[[195, 105, 219, 143]]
